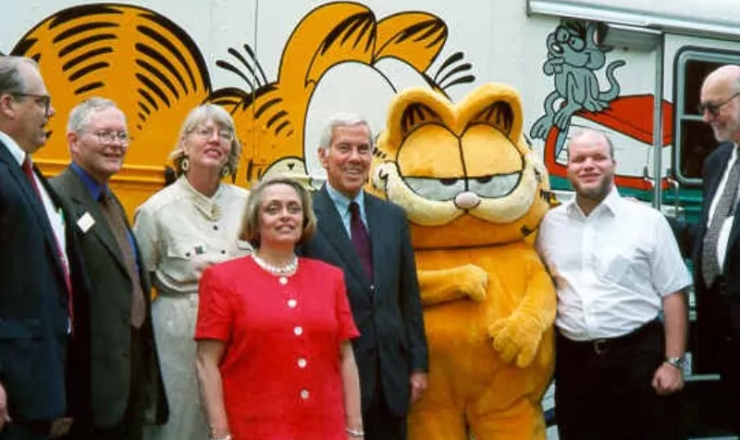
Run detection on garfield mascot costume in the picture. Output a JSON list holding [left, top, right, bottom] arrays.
[[370, 83, 556, 440]]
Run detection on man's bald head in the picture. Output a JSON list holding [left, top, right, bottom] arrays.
[[700, 65, 740, 144], [703, 65, 740, 91]]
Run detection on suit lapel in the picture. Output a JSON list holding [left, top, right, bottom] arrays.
[[58, 168, 129, 275], [1, 148, 57, 251], [0, 146, 68, 282], [364, 194, 386, 285], [729, 200, 740, 256], [704, 144, 733, 225], [706, 143, 740, 269], [315, 186, 369, 285]]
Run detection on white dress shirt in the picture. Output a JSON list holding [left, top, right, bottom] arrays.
[[536, 187, 691, 341], [0, 130, 68, 271], [707, 144, 740, 272], [325, 183, 369, 237]]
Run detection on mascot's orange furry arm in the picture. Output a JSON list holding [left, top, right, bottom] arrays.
[[370, 83, 556, 440]]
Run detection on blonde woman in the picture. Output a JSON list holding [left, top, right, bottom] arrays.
[[133, 104, 252, 440]]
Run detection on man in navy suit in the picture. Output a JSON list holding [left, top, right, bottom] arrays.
[[301, 113, 428, 440], [675, 64, 740, 435], [0, 56, 90, 439]]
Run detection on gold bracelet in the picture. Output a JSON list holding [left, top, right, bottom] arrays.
[[345, 427, 365, 437]]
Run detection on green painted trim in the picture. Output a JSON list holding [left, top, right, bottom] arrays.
[[549, 176, 704, 223]]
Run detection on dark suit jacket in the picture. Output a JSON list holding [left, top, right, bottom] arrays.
[[0, 142, 90, 422], [300, 186, 428, 416], [50, 167, 167, 429], [673, 141, 740, 372]]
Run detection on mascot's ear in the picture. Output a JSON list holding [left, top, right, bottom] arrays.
[[399, 102, 443, 138], [459, 83, 523, 143], [383, 87, 452, 152]]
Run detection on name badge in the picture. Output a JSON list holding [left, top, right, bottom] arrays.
[[77, 212, 95, 233]]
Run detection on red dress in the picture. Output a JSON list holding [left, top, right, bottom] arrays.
[[195, 256, 359, 440]]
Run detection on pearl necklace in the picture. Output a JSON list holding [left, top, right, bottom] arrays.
[[252, 253, 299, 275]]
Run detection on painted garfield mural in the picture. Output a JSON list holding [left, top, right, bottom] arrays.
[[371, 84, 556, 440], [8, 2, 474, 216]]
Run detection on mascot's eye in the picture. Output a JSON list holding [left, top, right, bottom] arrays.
[[568, 36, 585, 52], [404, 177, 465, 202], [468, 173, 520, 199], [555, 27, 570, 43]]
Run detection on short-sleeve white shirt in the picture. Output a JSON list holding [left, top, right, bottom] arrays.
[[536, 187, 691, 341]]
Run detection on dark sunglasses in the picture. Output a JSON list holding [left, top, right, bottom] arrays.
[[697, 91, 740, 117]]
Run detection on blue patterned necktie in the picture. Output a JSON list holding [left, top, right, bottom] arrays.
[[349, 201, 373, 281], [702, 157, 740, 287]]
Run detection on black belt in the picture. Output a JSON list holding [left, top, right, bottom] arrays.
[[558, 319, 661, 355]]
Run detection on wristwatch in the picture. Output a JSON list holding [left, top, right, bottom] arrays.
[[664, 356, 685, 370]]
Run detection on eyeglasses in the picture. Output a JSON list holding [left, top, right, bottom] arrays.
[[191, 126, 234, 143], [697, 91, 740, 117], [13, 92, 52, 115], [90, 131, 131, 144], [554, 27, 585, 53]]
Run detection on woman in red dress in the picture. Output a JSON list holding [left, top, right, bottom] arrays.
[[194, 176, 363, 440]]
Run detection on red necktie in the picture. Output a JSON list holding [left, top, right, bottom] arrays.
[[22, 156, 43, 199], [349, 201, 373, 281], [22, 157, 75, 332]]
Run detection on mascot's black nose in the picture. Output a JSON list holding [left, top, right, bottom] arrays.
[[550, 42, 563, 55]]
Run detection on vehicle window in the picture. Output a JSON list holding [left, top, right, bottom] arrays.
[[675, 50, 740, 185]]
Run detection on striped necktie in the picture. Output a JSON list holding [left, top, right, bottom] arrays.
[[702, 157, 740, 287]]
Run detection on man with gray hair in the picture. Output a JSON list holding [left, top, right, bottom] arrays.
[[50, 97, 167, 440], [301, 113, 428, 440], [0, 56, 90, 439]]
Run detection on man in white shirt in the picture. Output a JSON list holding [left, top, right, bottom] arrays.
[[536, 128, 691, 440], [673, 64, 740, 435]]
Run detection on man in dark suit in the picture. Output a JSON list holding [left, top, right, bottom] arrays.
[[0, 56, 90, 439], [49, 97, 167, 440], [675, 64, 740, 435], [301, 113, 428, 440]]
